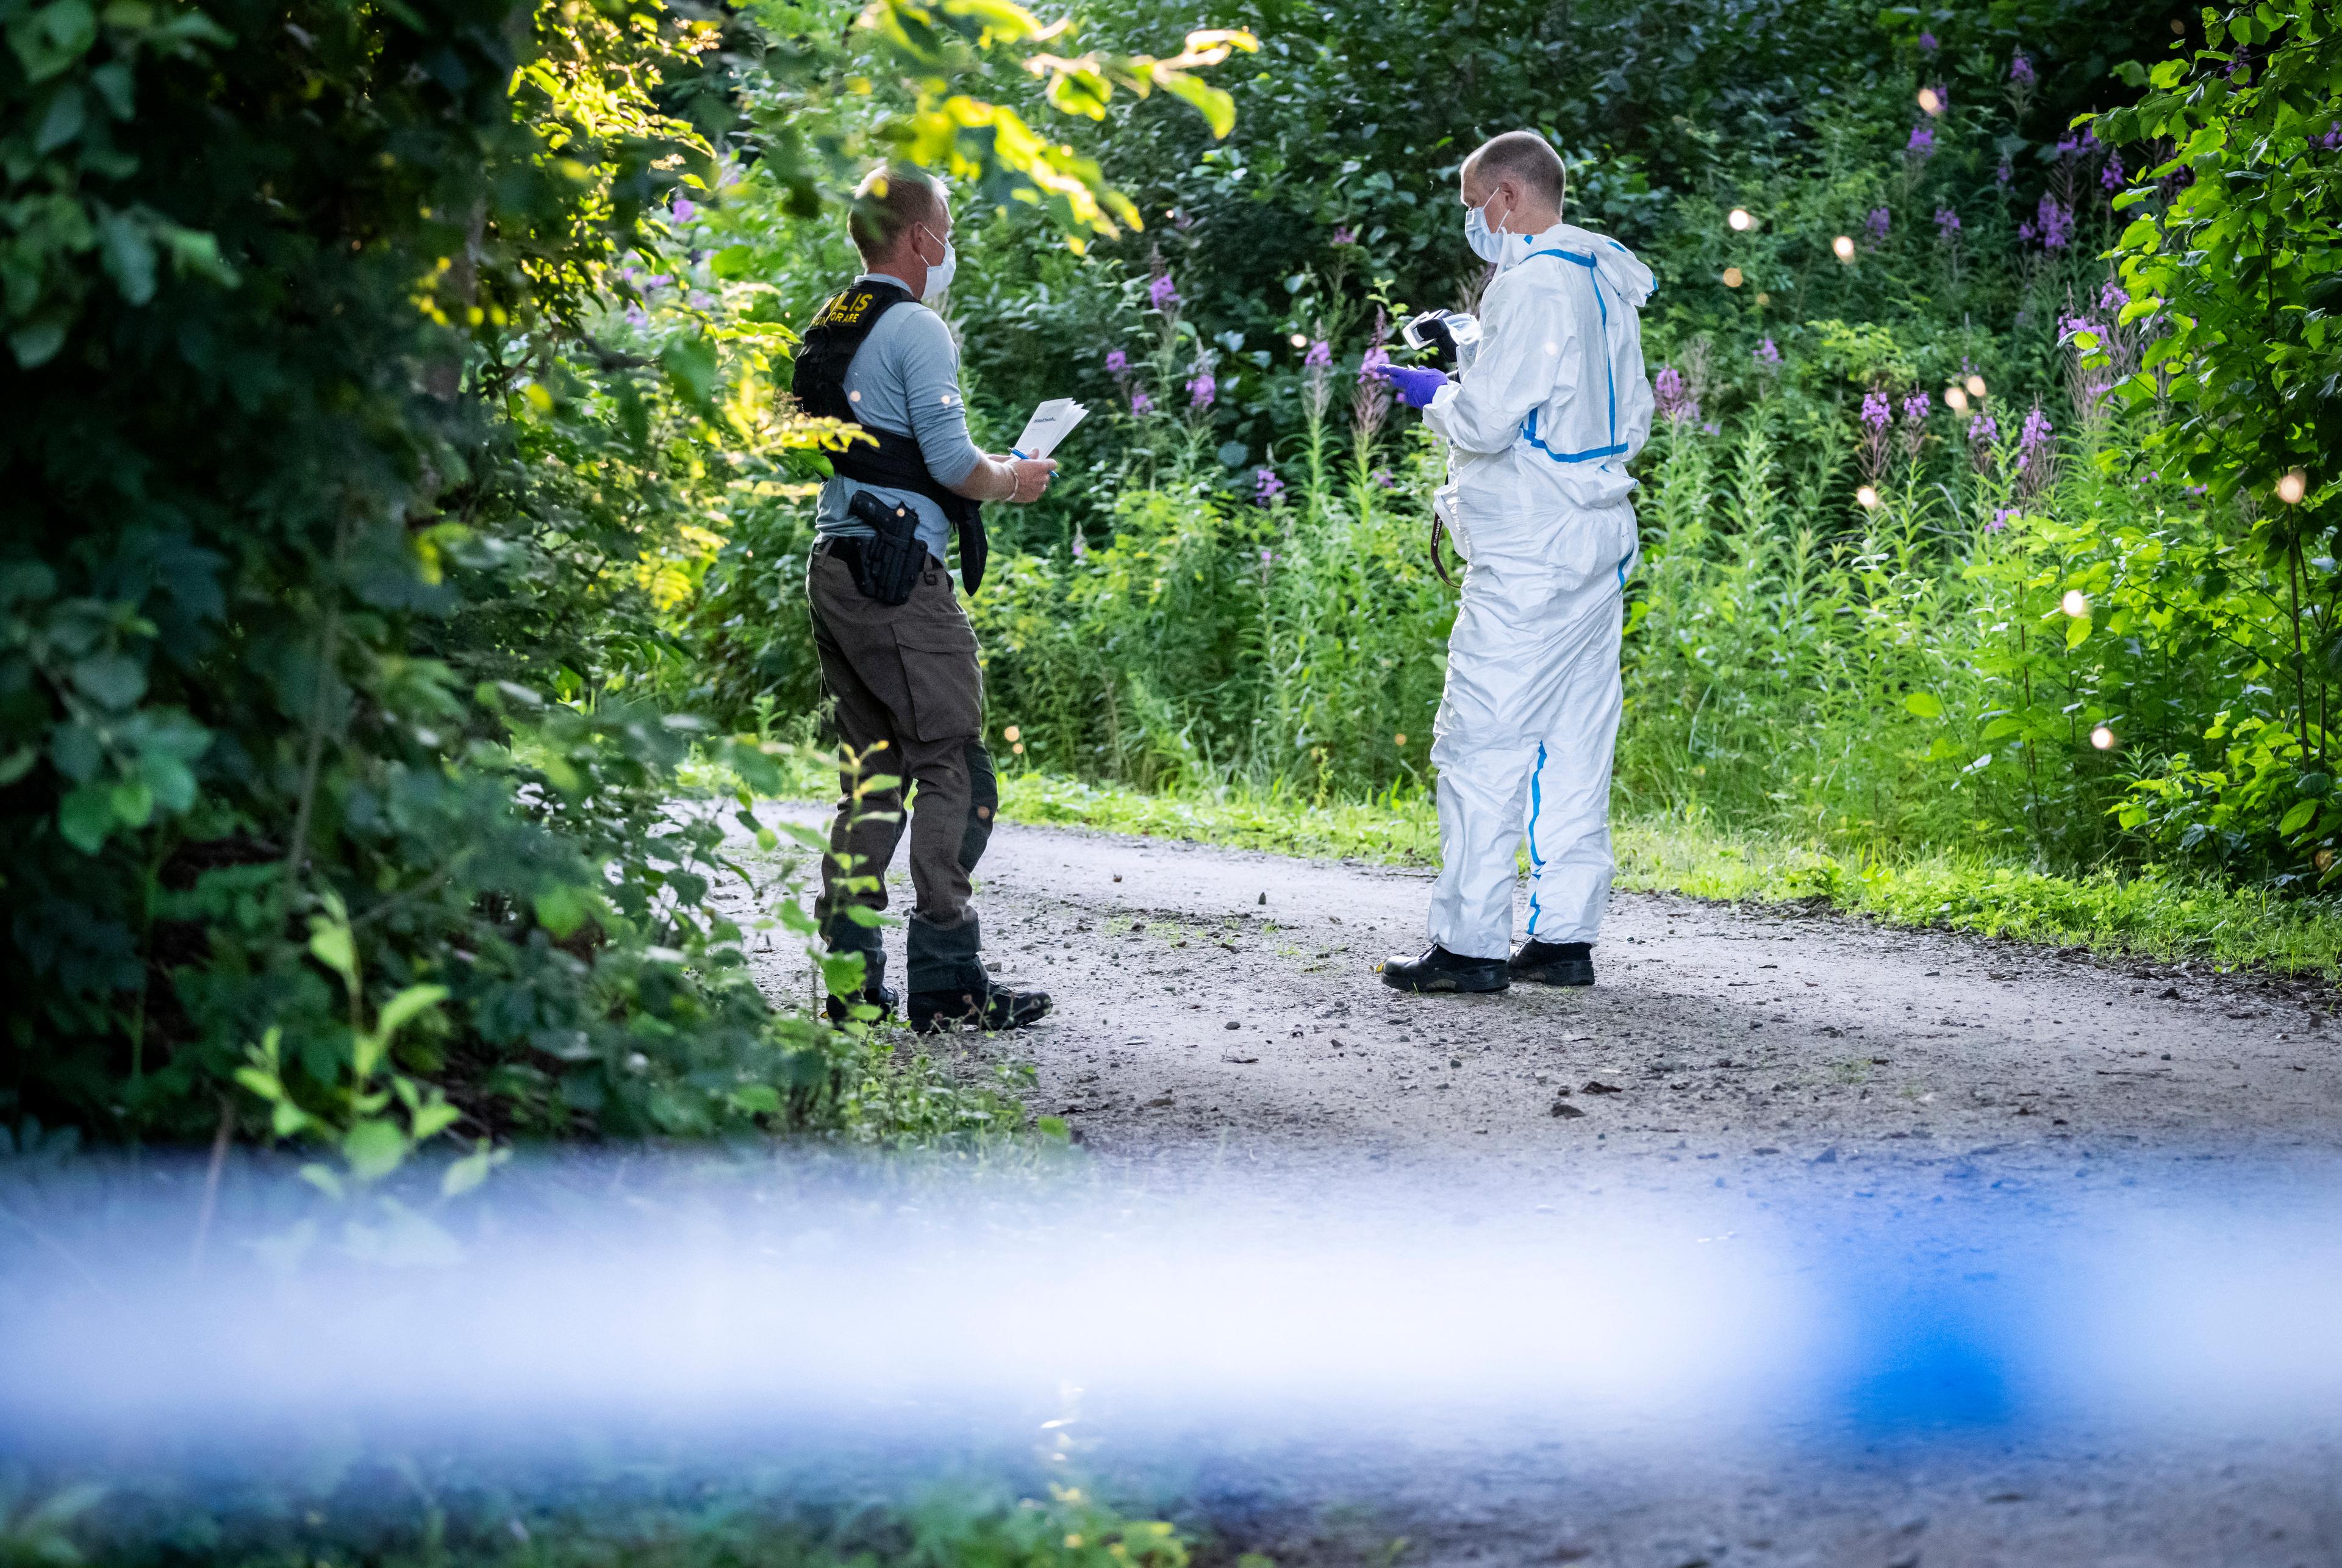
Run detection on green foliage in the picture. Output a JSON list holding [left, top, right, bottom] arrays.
[[2100, 0, 2341, 511], [0, 0, 1251, 1146]]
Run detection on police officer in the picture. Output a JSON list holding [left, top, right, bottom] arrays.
[[797, 164, 1058, 1033]]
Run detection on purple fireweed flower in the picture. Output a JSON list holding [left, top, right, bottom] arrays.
[[1331, 225, 1357, 246], [1072, 532, 1087, 559], [689, 291, 715, 310], [642, 274, 670, 291], [1148, 274, 1180, 311], [2056, 134, 2083, 160], [1935, 206, 1961, 238], [624, 305, 648, 328], [1860, 388, 1893, 431], [1654, 365, 1699, 423], [1358, 345, 1391, 384], [2010, 53, 2035, 86], [1902, 392, 1933, 424], [1105, 348, 1130, 377], [1754, 337, 1780, 367], [2036, 196, 2074, 250], [1866, 206, 1892, 241], [672, 198, 697, 221], [2059, 313, 2100, 345], [1969, 413, 1999, 444], [1918, 30, 1937, 50], [2099, 280, 2130, 312], [1989, 508, 2015, 531], [1255, 467, 1285, 506], [2019, 219, 2039, 243], [1187, 371, 1216, 409], [1996, 158, 2014, 187], [2319, 126, 2342, 150], [1130, 387, 1153, 415], [1701, 421, 1721, 437], [1907, 124, 1935, 157], [1305, 338, 1331, 370], [2019, 405, 2055, 453], [2101, 152, 2126, 190], [1372, 467, 1397, 489]]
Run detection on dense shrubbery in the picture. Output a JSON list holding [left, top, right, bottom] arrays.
[[0, 0, 1248, 1145]]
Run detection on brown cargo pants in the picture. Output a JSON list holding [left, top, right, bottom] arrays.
[[806, 544, 993, 968]]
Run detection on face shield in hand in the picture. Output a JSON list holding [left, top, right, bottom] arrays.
[[1400, 309, 1482, 372]]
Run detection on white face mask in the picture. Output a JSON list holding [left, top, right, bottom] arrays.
[[917, 226, 956, 303], [1463, 193, 1509, 263]]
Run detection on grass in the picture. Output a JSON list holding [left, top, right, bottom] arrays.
[[995, 770, 2342, 980]]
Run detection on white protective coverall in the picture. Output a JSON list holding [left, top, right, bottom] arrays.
[[1420, 221, 1655, 959]]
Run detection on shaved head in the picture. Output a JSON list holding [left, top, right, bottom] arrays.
[[1461, 131, 1567, 210], [848, 163, 947, 263]]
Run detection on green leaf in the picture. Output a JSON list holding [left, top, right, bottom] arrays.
[[533, 884, 589, 937], [409, 1099, 460, 1140], [307, 918, 359, 985], [659, 335, 719, 406], [8, 0, 99, 83], [2279, 798, 2318, 836], [376, 983, 450, 1039], [730, 1084, 782, 1116], [441, 1147, 496, 1197], [2064, 617, 2091, 651], [57, 785, 114, 853], [109, 779, 153, 828], [35, 84, 86, 152], [12, 318, 70, 368], [71, 651, 145, 707], [0, 745, 37, 786], [342, 1119, 409, 1181], [96, 207, 159, 304], [1156, 70, 1237, 137], [1902, 691, 1944, 720]]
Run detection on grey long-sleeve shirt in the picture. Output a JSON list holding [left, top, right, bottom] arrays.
[[811, 277, 986, 564]]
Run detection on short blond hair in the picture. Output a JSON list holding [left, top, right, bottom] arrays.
[[1461, 131, 1566, 207], [848, 164, 946, 262]]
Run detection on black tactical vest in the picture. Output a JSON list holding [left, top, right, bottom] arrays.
[[793, 279, 989, 595]]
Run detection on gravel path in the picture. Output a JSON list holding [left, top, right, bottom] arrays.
[[734, 811, 2342, 1568]]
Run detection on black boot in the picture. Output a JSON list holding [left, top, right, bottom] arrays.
[[1511, 938, 1594, 987], [1381, 943, 1509, 993], [908, 984, 1053, 1034], [823, 945, 898, 1023], [905, 910, 1052, 1034]]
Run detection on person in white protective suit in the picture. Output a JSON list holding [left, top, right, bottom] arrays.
[[1373, 131, 1654, 993]]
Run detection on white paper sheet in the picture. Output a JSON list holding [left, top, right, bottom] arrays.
[[1012, 398, 1089, 459]]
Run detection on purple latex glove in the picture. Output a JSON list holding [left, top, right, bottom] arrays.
[[1377, 363, 1450, 409]]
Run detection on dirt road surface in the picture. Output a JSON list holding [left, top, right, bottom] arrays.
[[737, 811, 2342, 1568]]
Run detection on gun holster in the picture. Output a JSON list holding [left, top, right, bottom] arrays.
[[845, 490, 928, 607]]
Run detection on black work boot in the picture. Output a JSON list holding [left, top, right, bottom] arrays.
[[909, 984, 1053, 1034], [1381, 944, 1509, 993], [1511, 939, 1595, 987], [905, 910, 1053, 1034], [819, 912, 897, 1023], [823, 945, 899, 1023]]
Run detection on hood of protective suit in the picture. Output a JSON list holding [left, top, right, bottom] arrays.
[[1491, 221, 1655, 309]]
